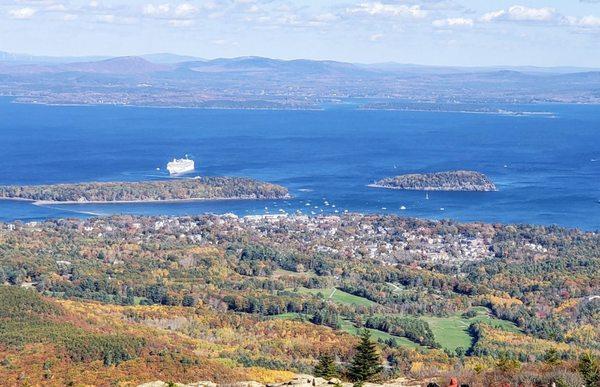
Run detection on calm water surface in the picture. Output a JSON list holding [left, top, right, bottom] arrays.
[[0, 99, 598, 230]]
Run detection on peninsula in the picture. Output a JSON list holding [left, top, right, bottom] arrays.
[[0, 177, 290, 203], [370, 170, 497, 192]]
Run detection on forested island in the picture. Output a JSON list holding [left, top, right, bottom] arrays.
[[0, 177, 290, 203], [370, 171, 497, 192]]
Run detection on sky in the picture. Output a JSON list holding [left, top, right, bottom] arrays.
[[0, 0, 599, 67]]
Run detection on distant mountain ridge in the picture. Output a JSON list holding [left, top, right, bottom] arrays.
[[62, 56, 172, 74], [0, 50, 109, 64], [1, 51, 598, 74], [0, 55, 171, 74], [140, 53, 204, 64], [1, 51, 599, 107], [2, 54, 599, 79]]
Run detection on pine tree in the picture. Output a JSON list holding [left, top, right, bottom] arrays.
[[314, 354, 338, 379], [579, 352, 600, 387], [543, 348, 560, 365], [347, 330, 383, 385]]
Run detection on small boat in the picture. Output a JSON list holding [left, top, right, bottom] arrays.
[[426, 193, 429, 200], [400, 206, 406, 210]]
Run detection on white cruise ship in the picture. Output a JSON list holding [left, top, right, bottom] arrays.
[[167, 156, 195, 175]]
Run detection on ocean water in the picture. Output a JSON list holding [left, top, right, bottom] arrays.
[[0, 98, 598, 230]]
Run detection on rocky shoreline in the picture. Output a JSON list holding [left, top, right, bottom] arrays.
[[370, 170, 496, 192]]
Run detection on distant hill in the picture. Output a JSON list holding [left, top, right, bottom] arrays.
[[0, 50, 109, 64], [0, 56, 170, 75], [0, 51, 201, 65], [553, 71, 600, 82], [178, 56, 369, 77], [61, 56, 172, 74], [140, 53, 204, 64]]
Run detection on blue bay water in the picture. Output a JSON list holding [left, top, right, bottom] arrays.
[[0, 99, 598, 230]]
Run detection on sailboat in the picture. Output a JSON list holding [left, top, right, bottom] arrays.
[[425, 192, 429, 200]]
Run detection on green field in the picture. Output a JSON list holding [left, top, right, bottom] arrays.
[[270, 312, 307, 320], [295, 287, 377, 307], [273, 299, 519, 353], [422, 307, 520, 352], [271, 314, 422, 350], [339, 320, 421, 349]]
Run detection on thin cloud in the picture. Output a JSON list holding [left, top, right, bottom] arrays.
[[576, 15, 600, 26], [9, 7, 37, 19], [173, 3, 197, 17], [433, 17, 473, 27], [168, 18, 193, 27], [94, 13, 137, 24], [143, 4, 171, 17], [347, 2, 427, 18], [567, 14, 600, 27], [482, 6, 557, 23]]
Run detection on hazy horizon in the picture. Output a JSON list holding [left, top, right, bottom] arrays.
[[2, 49, 600, 70]]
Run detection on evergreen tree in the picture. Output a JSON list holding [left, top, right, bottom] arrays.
[[311, 306, 341, 329], [543, 348, 560, 365], [124, 288, 135, 305], [497, 354, 521, 373], [182, 294, 196, 307], [347, 330, 383, 385], [314, 354, 338, 379], [579, 352, 600, 387]]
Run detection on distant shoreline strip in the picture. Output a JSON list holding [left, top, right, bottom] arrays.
[[0, 195, 292, 206]]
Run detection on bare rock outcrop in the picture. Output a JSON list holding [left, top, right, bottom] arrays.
[[139, 374, 422, 387]]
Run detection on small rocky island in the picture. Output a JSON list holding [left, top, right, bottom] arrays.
[[0, 177, 290, 203], [370, 170, 497, 192]]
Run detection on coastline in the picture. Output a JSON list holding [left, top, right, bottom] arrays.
[[11, 100, 324, 111], [367, 183, 498, 192], [358, 107, 556, 117], [0, 194, 292, 206], [7, 97, 600, 111]]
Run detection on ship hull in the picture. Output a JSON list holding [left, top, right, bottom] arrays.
[[167, 159, 195, 175]]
